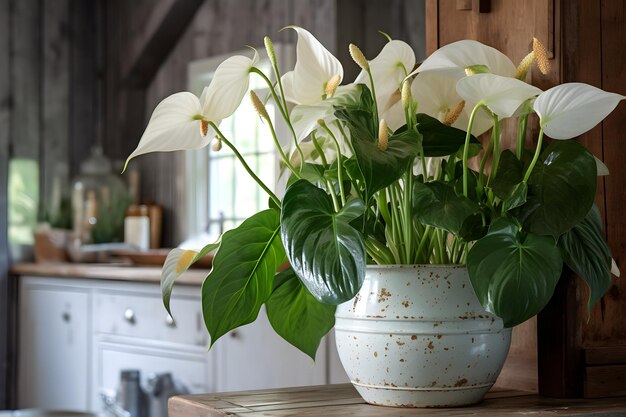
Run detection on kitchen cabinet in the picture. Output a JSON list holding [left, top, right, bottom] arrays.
[[15, 270, 348, 414], [17, 279, 90, 411]]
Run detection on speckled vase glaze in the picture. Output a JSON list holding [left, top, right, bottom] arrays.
[[335, 264, 512, 408]]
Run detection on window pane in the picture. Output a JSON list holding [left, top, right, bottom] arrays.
[[233, 155, 262, 219], [256, 153, 276, 209], [209, 156, 234, 222]]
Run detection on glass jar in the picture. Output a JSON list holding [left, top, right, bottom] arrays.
[[71, 146, 129, 244]]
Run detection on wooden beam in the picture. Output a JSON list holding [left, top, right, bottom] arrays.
[[120, 0, 204, 88]]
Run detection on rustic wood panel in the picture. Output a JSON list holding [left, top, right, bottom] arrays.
[[585, 364, 626, 398], [588, 0, 626, 347], [69, 0, 98, 177], [0, 0, 11, 408], [586, 346, 626, 365], [41, 0, 70, 217], [10, 0, 40, 160]]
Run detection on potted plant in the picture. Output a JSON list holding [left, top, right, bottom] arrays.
[[124, 28, 623, 407]]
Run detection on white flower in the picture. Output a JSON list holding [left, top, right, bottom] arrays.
[[124, 53, 258, 170], [354, 40, 416, 113], [385, 72, 492, 135], [408, 39, 516, 79], [456, 73, 542, 119], [281, 26, 343, 105], [533, 83, 625, 139]]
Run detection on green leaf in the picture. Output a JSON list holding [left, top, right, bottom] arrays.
[[281, 180, 366, 304], [347, 125, 420, 199], [415, 113, 480, 157], [161, 242, 219, 316], [266, 268, 336, 360], [491, 150, 524, 199], [520, 140, 597, 238], [412, 181, 482, 238], [558, 205, 613, 313], [467, 218, 563, 327], [202, 209, 286, 346]]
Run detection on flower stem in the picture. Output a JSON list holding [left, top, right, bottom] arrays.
[[264, 113, 301, 178], [366, 69, 379, 123], [516, 114, 529, 159], [486, 116, 501, 187], [250, 67, 305, 169], [462, 103, 484, 197], [523, 129, 545, 183], [319, 123, 346, 206], [209, 122, 280, 207]]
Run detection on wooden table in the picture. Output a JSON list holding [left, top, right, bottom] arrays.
[[169, 384, 626, 416]]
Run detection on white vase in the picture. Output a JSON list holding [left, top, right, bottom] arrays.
[[335, 264, 512, 407]]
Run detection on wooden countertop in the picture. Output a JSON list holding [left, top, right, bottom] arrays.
[[11, 262, 208, 285], [168, 384, 626, 416]]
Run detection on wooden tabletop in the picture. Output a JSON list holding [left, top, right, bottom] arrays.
[[168, 383, 626, 416], [10, 262, 208, 285]]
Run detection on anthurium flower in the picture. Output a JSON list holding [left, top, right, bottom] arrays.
[[533, 83, 625, 139], [408, 40, 516, 79], [385, 72, 492, 135], [456, 73, 542, 119], [281, 26, 343, 105], [354, 40, 416, 113], [124, 53, 258, 169]]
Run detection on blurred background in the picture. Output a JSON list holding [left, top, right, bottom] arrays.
[[0, 0, 426, 414]]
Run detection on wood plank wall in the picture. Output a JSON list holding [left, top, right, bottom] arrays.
[[109, 0, 426, 246], [0, 0, 100, 406]]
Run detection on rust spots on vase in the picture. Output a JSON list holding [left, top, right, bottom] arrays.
[[378, 287, 391, 302], [427, 341, 434, 350], [396, 340, 405, 346], [411, 335, 417, 340], [454, 378, 468, 387], [374, 351, 378, 358], [401, 300, 412, 308]]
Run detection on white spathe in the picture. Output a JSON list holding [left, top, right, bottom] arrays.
[[281, 26, 343, 105], [124, 92, 212, 170], [408, 39, 516, 79], [533, 83, 626, 139], [354, 40, 416, 113], [456, 73, 543, 119], [124, 54, 258, 169], [409, 72, 493, 135]]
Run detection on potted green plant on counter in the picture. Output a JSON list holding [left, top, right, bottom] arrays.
[[124, 28, 623, 407]]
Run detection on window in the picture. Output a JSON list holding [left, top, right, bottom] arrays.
[[183, 46, 294, 244]]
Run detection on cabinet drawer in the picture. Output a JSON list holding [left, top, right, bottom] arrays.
[[95, 291, 207, 346]]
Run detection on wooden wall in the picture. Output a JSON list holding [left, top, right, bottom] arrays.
[[0, 0, 100, 406], [108, 0, 425, 246], [425, 0, 626, 398]]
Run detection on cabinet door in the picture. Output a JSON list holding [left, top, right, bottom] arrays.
[[95, 339, 210, 413], [215, 308, 327, 392], [18, 281, 90, 410]]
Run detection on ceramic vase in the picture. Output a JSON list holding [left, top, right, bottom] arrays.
[[335, 264, 511, 407]]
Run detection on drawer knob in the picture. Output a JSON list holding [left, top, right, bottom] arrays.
[[124, 308, 136, 324], [165, 314, 176, 328]]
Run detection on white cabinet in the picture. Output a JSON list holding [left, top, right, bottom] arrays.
[[214, 308, 327, 392], [18, 280, 90, 411], [17, 274, 349, 415]]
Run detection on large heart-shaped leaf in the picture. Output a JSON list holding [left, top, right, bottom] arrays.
[[415, 113, 480, 157], [520, 140, 596, 238], [281, 180, 366, 304], [161, 242, 219, 316], [558, 205, 613, 313], [491, 150, 528, 211], [413, 181, 482, 239], [347, 125, 420, 199], [202, 209, 286, 346], [467, 219, 563, 327], [266, 267, 336, 360]]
